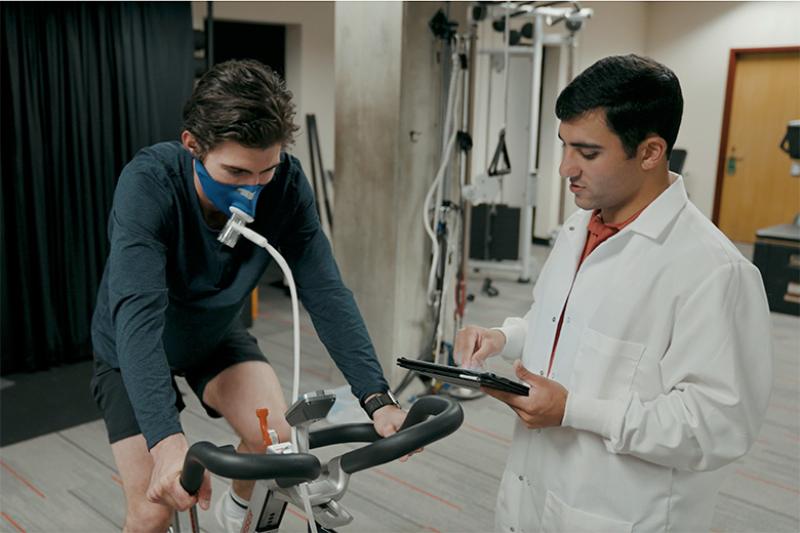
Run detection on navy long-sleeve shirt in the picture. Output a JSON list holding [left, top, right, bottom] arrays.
[[91, 141, 388, 449]]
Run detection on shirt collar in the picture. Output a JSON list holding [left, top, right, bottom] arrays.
[[588, 205, 644, 237]]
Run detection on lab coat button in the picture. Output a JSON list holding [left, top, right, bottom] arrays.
[[551, 316, 556, 322], [539, 370, 544, 375], [569, 226, 575, 231], [566, 316, 571, 324], [518, 475, 524, 481]]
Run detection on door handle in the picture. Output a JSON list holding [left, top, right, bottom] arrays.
[[726, 152, 744, 175]]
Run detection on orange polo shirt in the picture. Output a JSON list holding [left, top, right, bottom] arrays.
[[547, 207, 645, 376]]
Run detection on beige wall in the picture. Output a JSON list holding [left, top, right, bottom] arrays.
[[191, 1, 335, 173], [645, 1, 800, 218]]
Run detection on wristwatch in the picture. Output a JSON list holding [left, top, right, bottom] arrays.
[[362, 390, 400, 419]]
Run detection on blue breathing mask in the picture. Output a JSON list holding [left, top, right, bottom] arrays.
[[194, 158, 264, 219]]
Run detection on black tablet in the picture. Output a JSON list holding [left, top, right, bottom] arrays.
[[396, 357, 530, 396]]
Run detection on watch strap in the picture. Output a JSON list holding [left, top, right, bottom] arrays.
[[363, 392, 399, 419]]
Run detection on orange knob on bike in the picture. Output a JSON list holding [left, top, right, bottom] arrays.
[[256, 408, 272, 446]]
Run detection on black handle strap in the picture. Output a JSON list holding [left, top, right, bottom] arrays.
[[488, 129, 511, 176]]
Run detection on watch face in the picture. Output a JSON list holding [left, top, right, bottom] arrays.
[[387, 391, 399, 406]]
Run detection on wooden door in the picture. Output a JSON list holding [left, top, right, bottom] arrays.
[[715, 49, 800, 243]]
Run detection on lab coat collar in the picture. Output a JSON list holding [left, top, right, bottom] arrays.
[[624, 173, 688, 240], [563, 173, 687, 248]]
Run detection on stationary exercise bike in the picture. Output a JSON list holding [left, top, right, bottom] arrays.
[[178, 391, 463, 533], [177, 194, 465, 532]]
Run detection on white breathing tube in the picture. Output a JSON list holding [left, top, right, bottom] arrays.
[[423, 133, 458, 307], [225, 221, 301, 405], [218, 207, 317, 533]]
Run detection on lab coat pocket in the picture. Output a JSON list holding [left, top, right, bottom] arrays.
[[540, 490, 632, 533], [569, 328, 645, 400]]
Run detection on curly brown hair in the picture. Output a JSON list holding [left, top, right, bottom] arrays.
[[182, 59, 299, 159]]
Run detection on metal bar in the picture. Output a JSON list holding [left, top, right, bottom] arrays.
[[486, 6, 593, 22], [468, 259, 525, 274], [519, 14, 545, 282], [478, 36, 568, 56], [459, 18, 479, 329]]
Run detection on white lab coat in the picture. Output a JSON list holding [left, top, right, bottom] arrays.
[[494, 176, 773, 533]]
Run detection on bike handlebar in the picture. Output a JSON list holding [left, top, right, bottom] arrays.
[[310, 395, 463, 474], [180, 396, 463, 493], [179, 442, 321, 495]]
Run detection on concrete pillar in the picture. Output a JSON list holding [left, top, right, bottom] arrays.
[[334, 2, 468, 383]]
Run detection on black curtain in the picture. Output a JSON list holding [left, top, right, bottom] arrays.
[[1, 2, 194, 374]]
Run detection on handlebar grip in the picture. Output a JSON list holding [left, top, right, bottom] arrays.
[[310, 396, 463, 475], [309, 423, 381, 449], [180, 445, 210, 495], [179, 441, 321, 494]]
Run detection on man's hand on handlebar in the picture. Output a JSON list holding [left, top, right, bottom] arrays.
[[371, 405, 423, 462], [146, 433, 212, 512]]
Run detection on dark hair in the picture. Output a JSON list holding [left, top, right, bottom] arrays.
[[182, 59, 299, 158], [555, 54, 683, 158]]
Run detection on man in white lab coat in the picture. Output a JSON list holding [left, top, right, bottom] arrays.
[[455, 54, 773, 532]]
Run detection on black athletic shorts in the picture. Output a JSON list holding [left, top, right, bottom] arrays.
[[90, 327, 268, 444]]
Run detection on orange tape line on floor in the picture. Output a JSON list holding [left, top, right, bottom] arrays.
[[371, 468, 462, 511], [735, 468, 800, 495], [0, 460, 45, 499], [463, 422, 512, 445], [1, 512, 25, 533]]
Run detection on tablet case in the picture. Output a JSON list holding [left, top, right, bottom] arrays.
[[396, 357, 530, 396]]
